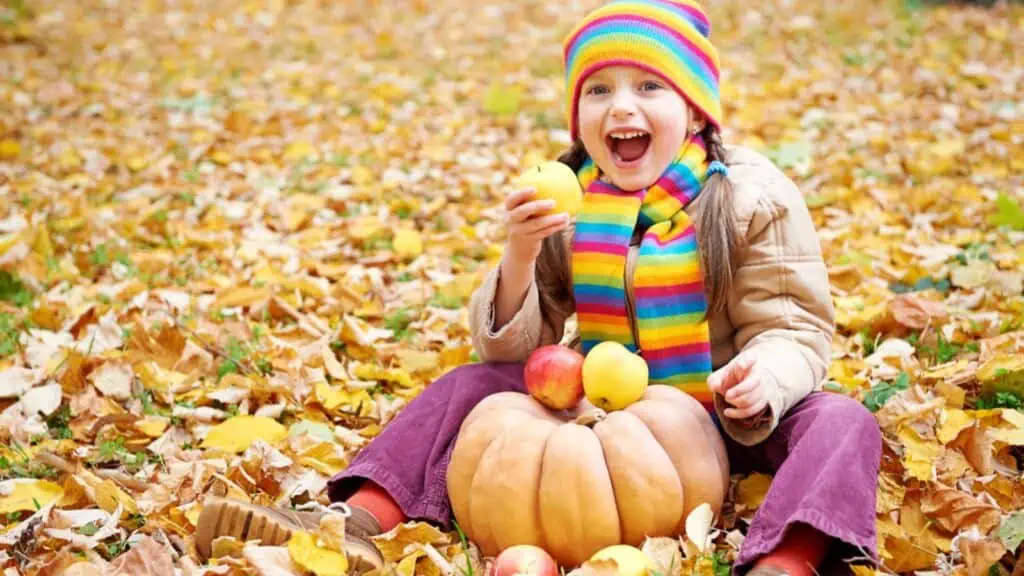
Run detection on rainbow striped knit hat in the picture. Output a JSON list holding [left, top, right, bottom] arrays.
[[562, 0, 722, 141]]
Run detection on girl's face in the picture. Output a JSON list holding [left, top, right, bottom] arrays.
[[577, 65, 701, 191]]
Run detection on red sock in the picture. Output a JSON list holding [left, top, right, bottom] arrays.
[[753, 523, 830, 576], [347, 481, 406, 532]]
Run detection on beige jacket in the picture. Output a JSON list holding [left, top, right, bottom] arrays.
[[467, 146, 836, 445]]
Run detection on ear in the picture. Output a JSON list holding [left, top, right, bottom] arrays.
[[689, 107, 707, 133]]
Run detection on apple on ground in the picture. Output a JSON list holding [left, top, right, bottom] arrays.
[[524, 344, 585, 411], [490, 545, 559, 576], [582, 341, 649, 411], [513, 161, 583, 218]]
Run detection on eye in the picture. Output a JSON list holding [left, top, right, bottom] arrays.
[[585, 84, 609, 96], [640, 80, 663, 91]]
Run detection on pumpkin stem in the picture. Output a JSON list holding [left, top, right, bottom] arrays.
[[573, 408, 608, 427]]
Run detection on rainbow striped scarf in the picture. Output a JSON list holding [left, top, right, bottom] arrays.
[[571, 136, 712, 404]]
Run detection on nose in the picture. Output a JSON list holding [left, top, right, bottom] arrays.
[[609, 88, 636, 119]]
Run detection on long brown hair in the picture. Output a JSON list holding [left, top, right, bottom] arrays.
[[535, 125, 741, 332]]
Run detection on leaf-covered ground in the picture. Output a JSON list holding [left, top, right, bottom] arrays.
[[1, 0, 1023, 574]]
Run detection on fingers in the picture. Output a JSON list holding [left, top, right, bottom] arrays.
[[707, 354, 753, 396], [504, 187, 537, 211], [508, 199, 556, 225], [520, 212, 570, 237], [723, 373, 759, 404], [723, 393, 768, 420]]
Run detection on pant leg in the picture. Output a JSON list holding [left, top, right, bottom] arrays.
[[723, 392, 882, 574], [327, 362, 526, 529]]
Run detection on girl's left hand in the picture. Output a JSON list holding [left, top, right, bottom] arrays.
[[707, 353, 769, 420]]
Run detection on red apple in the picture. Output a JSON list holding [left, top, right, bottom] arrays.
[[524, 344, 585, 411], [490, 545, 559, 576]]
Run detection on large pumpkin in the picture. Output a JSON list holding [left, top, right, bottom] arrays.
[[446, 385, 729, 567]]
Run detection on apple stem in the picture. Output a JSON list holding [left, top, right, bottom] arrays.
[[573, 408, 608, 427]]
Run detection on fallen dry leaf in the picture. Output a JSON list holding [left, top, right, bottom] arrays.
[[103, 536, 175, 575], [921, 483, 1002, 535]]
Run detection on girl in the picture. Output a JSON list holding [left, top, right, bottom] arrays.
[[197, 1, 882, 574]]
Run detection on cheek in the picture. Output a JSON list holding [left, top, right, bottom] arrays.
[[578, 107, 605, 156]]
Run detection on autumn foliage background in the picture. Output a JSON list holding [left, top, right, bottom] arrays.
[[1, 0, 1023, 574]]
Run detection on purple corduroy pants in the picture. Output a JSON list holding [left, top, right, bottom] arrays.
[[327, 362, 881, 574]]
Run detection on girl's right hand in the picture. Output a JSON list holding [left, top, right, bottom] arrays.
[[503, 188, 571, 264]]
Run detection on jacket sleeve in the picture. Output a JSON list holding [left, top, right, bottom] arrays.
[[468, 257, 566, 363], [715, 175, 836, 446]]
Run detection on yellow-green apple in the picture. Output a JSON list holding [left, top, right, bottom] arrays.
[[490, 545, 559, 576], [524, 345, 585, 411], [513, 161, 583, 217], [588, 545, 651, 576], [582, 341, 648, 411]]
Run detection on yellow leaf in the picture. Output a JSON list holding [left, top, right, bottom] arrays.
[[393, 229, 423, 260], [135, 362, 188, 392], [828, 358, 868, 391], [209, 149, 233, 165], [125, 154, 149, 172], [0, 139, 21, 159], [990, 428, 1024, 445], [353, 364, 414, 388], [313, 382, 372, 415], [201, 415, 288, 453], [351, 166, 373, 186], [284, 140, 316, 162], [134, 418, 168, 438], [0, 480, 64, 513], [348, 216, 387, 241], [288, 531, 348, 576], [370, 521, 449, 563], [483, 82, 521, 116], [883, 535, 937, 573], [396, 551, 423, 576], [736, 473, 772, 509], [73, 468, 138, 514], [937, 409, 975, 445], [296, 441, 348, 476], [396, 349, 439, 374], [211, 286, 270, 310], [898, 426, 940, 481], [876, 471, 906, 514]]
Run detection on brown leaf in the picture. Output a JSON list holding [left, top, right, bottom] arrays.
[[921, 483, 1002, 535], [103, 536, 175, 575], [954, 424, 995, 475], [887, 293, 947, 331], [957, 537, 1006, 576]]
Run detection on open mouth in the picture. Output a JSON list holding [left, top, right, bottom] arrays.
[[605, 130, 651, 167]]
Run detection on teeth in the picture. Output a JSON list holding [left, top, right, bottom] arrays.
[[609, 131, 647, 140]]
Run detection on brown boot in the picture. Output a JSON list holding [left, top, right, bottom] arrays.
[[195, 497, 384, 573]]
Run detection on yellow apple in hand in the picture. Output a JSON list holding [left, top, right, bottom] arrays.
[[582, 341, 648, 411], [513, 161, 583, 217], [588, 545, 651, 576]]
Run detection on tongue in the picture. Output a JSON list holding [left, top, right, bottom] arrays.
[[615, 136, 650, 162]]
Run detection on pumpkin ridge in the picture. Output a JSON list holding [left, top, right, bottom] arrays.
[[591, 416, 628, 543], [464, 410, 538, 555]]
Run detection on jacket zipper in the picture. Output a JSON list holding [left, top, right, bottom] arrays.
[[625, 236, 641, 349]]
